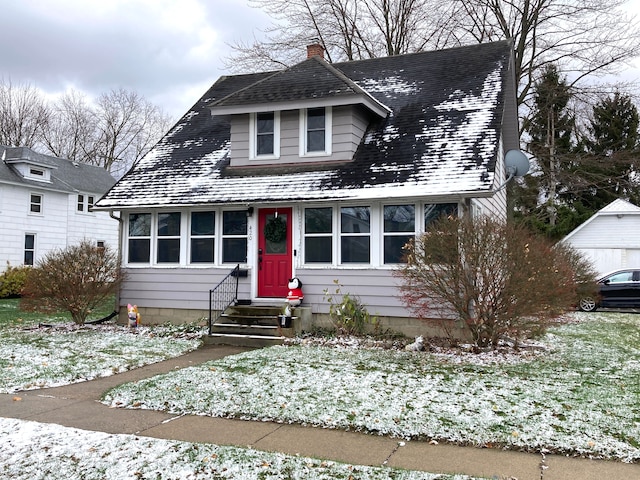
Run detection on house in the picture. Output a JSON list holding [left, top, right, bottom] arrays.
[[561, 198, 640, 277], [94, 40, 520, 334], [0, 146, 118, 272]]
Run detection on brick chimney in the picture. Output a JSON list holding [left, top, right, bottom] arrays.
[[306, 42, 325, 59]]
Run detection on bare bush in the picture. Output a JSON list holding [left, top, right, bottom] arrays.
[[20, 240, 125, 325], [395, 215, 597, 349]]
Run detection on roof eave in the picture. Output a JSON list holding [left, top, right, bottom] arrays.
[[209, 93, 390, 118]]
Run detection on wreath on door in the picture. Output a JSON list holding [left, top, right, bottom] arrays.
[[264, 215, 287, 243]]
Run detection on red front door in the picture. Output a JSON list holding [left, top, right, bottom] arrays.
[[258, 208, 292, 297]]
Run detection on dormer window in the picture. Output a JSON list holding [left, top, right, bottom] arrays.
[[301, 106, 332, 156], [250, 111, 280, 159]]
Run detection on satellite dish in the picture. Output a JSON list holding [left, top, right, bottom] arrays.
[[504, 149, 529, 177]]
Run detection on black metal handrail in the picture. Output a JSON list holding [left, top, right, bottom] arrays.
[[208, 264, 240, 334]]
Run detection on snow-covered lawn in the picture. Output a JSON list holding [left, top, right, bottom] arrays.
[[103, 312, 640, 463], [0, 418, 478, 480], [1, 304, 638, 474], [0, 323, 203, 393]]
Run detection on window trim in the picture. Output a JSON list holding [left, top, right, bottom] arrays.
[[29, 193, 43, 214], [24, 233, 36, 266], [189, 210, 216, 264], [249, 111, 280, 160], [299, 106, 332, 157], [156, 212, 182, 264]]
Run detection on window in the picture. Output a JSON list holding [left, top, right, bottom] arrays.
[[77, 194, 96, 213], [301, 107, 331, 155], [157, 212, 181, 263], [424, 203, 458, 229], [383, 205, 415, 264], [304, 207, 333, 263], [255, 111, 279, 157], [340, 206, 370, 263], [306, 108, 325, 152], [30, 168, 44, 177], [190, 211, 215, 263], [222, 211, 247, 263], [24, 234, 35, 266], [128, 213, 151, 263], [29, 194, 42, 214]]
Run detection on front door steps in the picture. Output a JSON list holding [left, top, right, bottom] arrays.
[[205, 304, 305, 348]]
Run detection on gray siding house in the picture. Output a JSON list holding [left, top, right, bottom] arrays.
[[0, 146, 118, 273], [95, 41, 520, 330]]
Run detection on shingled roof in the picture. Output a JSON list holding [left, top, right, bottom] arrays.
[[96, 40, 516, 210], [0, 146, 116, 194]]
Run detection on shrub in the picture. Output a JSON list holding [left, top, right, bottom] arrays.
[[395, 215, 597, 349], [20, 240, 126, 325], [323, 280, 376, 335], [0, 263, 31, 298]]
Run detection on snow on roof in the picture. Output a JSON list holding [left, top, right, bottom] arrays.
[[97, 41, 514, 210]]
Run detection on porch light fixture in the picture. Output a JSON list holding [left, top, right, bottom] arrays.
[[246, 206, 254, 217]]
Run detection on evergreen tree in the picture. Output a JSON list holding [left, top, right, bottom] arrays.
[[515, 64, 575, 237]]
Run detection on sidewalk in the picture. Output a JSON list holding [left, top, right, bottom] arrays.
[[1, 344, 638, 480]]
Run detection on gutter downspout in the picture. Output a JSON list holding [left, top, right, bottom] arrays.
[[109, 210, 123, 321]]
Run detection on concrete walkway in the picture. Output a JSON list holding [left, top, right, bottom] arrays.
[[1, 345, 638, 480]]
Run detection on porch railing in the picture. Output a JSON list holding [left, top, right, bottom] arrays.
[[208, 264, 240, 334]]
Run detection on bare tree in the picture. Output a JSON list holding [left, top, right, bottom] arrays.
[[451, 0, 640, 109], [229, 0, 640, 114], [93, 88, 172, 177], [0, 80, 50, 148], [41, 89, 99, 165], [226, 0, 455, 71]]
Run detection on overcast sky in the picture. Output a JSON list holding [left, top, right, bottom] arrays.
[[0, 0, 272, 117], [2, 0, 640, 121]]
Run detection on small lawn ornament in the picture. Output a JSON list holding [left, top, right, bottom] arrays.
[[405, 335, 424, 352], [127, 304, 140, 329], [286, 277, 304, 307]]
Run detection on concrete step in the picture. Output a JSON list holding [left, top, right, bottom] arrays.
[[210, 323, 282, 337]]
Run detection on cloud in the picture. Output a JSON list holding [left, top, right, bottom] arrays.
[[0, 0, 270, 116]]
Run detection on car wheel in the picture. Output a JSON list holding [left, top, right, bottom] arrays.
[[579, 296, 597, 312]]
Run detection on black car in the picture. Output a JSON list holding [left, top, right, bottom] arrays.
[[579, 269, 640, 312]]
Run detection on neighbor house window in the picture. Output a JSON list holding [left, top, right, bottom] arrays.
[[190, 211, 215, 263], [128, 213, 151, 263], [29, 193, 42, 214], [340, 206, 370, 263], [383, 205, 415, 264], [222, 211, 247, 263], [76, 194, 94, 212], [24, 234, 35, 266], [157, 212, 181, 263], [304, 207, 333, 263]]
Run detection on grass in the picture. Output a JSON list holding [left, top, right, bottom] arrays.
[[2, 298, 639, 471], [102, 312, 640, 463], [0, 296, 116, 328]]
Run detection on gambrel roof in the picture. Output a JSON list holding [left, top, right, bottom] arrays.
[[96, 41, 517, 210]]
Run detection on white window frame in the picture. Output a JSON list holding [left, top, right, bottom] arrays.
[[299, 106, 332, 157], [156, 212, 182, 264], [24, 233, 36, 266], [189, 210, 216, 264], [249, 111, 280, 160], [382, 204, 416, 265], [29, 193, 43, 215]]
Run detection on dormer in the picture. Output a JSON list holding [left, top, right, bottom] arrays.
[[3, 147, 56, 183], [209, 47, 391, 168]]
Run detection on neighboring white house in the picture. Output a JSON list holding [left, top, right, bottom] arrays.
[[0, 146, 119, 273], [561, 198, 640, 277], [94, 40, 520, 327]]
